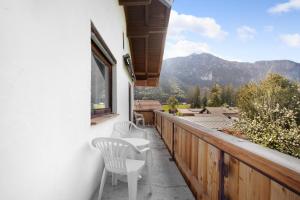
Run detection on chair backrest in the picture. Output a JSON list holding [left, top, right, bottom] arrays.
[[113, 121, 134, 138], [134, 112, 144, 120], [92, 137, 139, 173]]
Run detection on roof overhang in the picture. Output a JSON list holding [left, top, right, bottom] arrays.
[[119, 0, 173, 87]]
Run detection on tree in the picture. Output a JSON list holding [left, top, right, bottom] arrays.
[[167, 96, 179, 110], [234, 73, 300, 158], [190, 86, 201, 108], [222, 84, 236, 106], [234, 102, 300, 158], [202, 91, 208, 108], [236, 83, 258, 118], [237, 73, 300, 123], [208, 83, 222, 106]]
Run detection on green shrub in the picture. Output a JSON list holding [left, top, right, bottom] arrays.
[[166, 96, 179, 110], [235, 103, 300, 158], [235, 74, 300, 158]]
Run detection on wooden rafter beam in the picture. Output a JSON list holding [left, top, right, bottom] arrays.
[[145, 5, 149, 26], [135, 72, 159, 76], [127, 26, 167, 38], [145, 37, 148, 79]]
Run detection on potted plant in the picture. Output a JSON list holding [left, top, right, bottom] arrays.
[[167, 96, 179, 114]]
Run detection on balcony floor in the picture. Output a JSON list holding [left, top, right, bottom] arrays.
[[93, 128, 194, 200]]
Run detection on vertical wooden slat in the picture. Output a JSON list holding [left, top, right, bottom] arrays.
[[177, 126, 182, 160], [270, 181, 300, 200], [239, 162, 271, 200], [207, 144, 220, 200], [224, 153, 239, 200], [176, 126, 180, 159], [186, 132, 192, 170], [182, 129, 186, 164], [191, 135, 198, 177], [198, 139, 208, 199]]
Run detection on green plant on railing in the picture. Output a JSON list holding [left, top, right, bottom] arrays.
[[166, 96, 179, 114]]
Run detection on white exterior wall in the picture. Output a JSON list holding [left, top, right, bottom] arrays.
[[0, 0, 132, 199]]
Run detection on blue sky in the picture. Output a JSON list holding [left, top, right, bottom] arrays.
[[164, 0, 300, 62]]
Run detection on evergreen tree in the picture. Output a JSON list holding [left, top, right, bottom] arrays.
[[220, 85, 227, 105], [222, 84, 236, 106], [202, 92, 208, 108], [208, 83, 222, 106], [191, 86, 201, 108]]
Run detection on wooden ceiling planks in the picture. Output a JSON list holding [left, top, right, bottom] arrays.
[[120, 0, 172, 87]]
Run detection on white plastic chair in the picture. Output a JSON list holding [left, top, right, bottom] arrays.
[[92, 137, 151, 200], [113, 121, 148, 139], [134, 112, 145, 127]]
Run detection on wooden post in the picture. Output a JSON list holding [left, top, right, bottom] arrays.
[[172, 122, 175, 159], [219, 151, 226, 200]]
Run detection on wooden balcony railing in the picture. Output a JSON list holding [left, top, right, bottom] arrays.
[[154, 110, 300, 200]]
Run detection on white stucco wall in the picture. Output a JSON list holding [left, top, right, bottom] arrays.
[[0, 0, 132, 199]]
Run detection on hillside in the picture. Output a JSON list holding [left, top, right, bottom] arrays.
[[135, 53, 300, 101]]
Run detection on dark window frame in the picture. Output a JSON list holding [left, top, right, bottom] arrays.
[[91, 23, 116, 119]]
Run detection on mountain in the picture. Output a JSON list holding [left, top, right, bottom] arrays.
[[135, 53, 300, 101], [160, 53, 300, 88]]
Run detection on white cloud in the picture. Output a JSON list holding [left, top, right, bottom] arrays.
[[237, 26, 256, 41], [280, 33, 300, 47], [268, 0, 300, 14], [164, 40, 210, 59], [264, 25, 274, 32], [167, 10, 227, 41]]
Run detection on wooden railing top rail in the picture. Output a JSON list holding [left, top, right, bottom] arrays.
[[154, 110, 300, 193], [134, 109, 161, 112]]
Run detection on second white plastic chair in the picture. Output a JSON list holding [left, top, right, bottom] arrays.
[[92, 137, 151, 200], [113, 121, 148, 139]]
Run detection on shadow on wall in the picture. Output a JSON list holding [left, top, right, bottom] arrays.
[[61, 141, 104, 200]]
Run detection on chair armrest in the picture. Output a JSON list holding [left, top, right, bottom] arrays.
[[139, 147, 151, 154], [135, 113, 144, 118], [130, 122, 148, 138]]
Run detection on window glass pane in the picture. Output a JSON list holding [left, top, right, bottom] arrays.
[[91, 54, 110, 114]]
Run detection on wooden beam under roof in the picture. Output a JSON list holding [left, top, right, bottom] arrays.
[[120, 0, 172, 87], [127, 26, 167, 38]]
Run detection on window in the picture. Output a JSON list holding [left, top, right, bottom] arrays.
[[91, 51, 112, 117], [91, 23, 116, 118]]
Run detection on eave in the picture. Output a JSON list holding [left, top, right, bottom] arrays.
[[120, 0, 172, 87]]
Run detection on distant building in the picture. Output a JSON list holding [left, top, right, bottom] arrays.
[[178, 106, 239, 130], [200, 107, 239, 119], [134, 100, 162, 111], [177, 109, 198, 116], [182, 114, 234, 130]]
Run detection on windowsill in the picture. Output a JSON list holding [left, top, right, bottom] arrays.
[[91, 113, 119, 126]]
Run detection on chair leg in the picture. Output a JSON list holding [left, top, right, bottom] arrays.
[[98, 168, 107, 200], [112, 173, 118, 186], [146, 166, 152, 195], [146, 152, 152, 194], [127, 171, 138, 200]]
